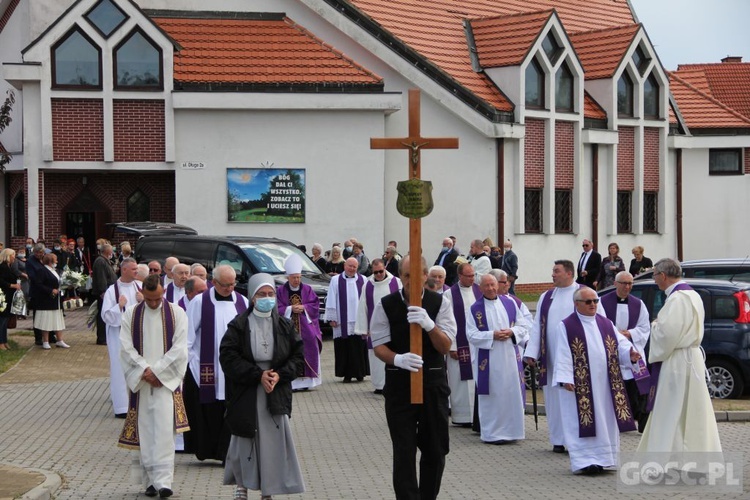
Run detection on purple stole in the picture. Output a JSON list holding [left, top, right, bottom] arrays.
[[537, 285, 580, 386], [165, 282, 176, 303], [562, 313, 636, 437], [646, 282, 694, 411], [450, 283, 482, 380], [364, 278, 400, 348], [441, 284, 450, 292], [199, 289, 247, 403], [601, 293, 651, 394], [118, 299, 190, 449], [114, 280, 142, 312], [470, 296, 524, 395], [178, 296, 187, 311], [338, 274, 364, 338]]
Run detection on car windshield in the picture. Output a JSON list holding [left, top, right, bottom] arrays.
[[240, 243, 320, 274]]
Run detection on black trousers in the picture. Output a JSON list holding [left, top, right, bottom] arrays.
[[183, 370, 230, 462], [96, 295, 107, 344], [625, 378, 650, 433], [384, 374, 450, 500]]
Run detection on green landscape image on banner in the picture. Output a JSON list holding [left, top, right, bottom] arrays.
[[227, 168, 306, 223]]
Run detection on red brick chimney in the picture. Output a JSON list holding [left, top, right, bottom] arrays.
[[721, 56, 743, 63]]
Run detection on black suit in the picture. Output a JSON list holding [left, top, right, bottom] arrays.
[[434, 249, 458, 286], [31, 266, 62, 311], [26, 256, 57, 344], [576, 250, 602, 288]]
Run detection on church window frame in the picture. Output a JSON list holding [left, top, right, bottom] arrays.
[[12, 192, 25, 237], [632, 45, 651, 76], [708, 149, 743, 175], [51, 26, 102, 90], [524, 188, 543, 233], [113, 27, 163, 90], [617, 191, 632, 233], [84, 0, 128, 39], [643, 191, 658, 233], [617, 71, 634, 117], [542, 32, 563, 66], [555, 62, 574, 112], [126, 189, 150, 222], [525, 58, 545, 109], [643, 73, 660, 119], [554, 189, 573, 233]]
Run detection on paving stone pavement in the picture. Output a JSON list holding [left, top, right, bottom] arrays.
[[1, 309, 749, 499]]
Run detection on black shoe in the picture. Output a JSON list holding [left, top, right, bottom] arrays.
[[373, 389, 383, 395], [49, 335, 57, 344], [158, 488, 173, 498], [115, 413, 127, 419], [145, 485, 157, 497], [552, 445, 566, 453], [579, 465, 602, 475], [35, 341, 43, 346], [343, 377, 352, 383], [96, 340, 107, 345], [486, 439, 513, 445], [356, 377, 364, 382], [453, 422, 472, 428]]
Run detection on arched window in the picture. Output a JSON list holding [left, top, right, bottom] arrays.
[[617, 72, 634, 117], [643, 73, 660, 118], [51, 26, 102, 89], [114, 28, 163, 89], [525, 58, 545, 108], [85, 0, 127, 38], [127, 189, 150, 222], [555, 63, 574, 111]]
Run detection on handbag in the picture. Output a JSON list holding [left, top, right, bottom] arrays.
[[63, 298, 84, 310], [84, 276, 93, 291], [10, 289, 27, 316]]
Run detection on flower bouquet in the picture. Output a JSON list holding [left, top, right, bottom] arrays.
[[0, 288, 6, 314], [60, 267, 88, 290]]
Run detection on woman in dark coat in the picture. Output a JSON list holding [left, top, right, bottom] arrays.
[[597, 242, 626, 290], [220, 273, 305, 500], [32, 253, 68, 349], [0, 249, 22, 350]]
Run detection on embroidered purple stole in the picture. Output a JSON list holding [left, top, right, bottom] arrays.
[[364, 278, 399, 348], [601, 293, 651, 394], [199, 290, 247, 403], [114, 280, 142, 312], [118, 299, 190, 449], [562, 314, 636, 438], [470, 296, 521, 395], [646, 282, 694, 411], [338, 274, 364, 338], [450, 284, 482, 380]]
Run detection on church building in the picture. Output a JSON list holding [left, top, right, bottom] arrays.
[[1, 0, 748, 288]]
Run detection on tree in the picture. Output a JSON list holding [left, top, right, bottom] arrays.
[[0, 89, 15, 172]]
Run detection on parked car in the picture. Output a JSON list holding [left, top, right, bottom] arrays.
[[134, 234, 331, 321], [635, 258, 750, 282], [106, 221, 198, 239], [599, 278, 750, 399]]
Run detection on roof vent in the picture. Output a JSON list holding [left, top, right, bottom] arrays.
[[721, 56, 743, 63]]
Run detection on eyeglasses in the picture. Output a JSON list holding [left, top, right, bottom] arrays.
[[497, 281, 508, 284], [582, 244, 590, 248], [616, 281, 634, 286], [372, 270, 385, 275], [148, 268, 160, 273], [575, 298, 600, 305]]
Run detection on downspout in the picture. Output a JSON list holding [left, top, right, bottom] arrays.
[[591, 144, 599, 250], [676, 149, 683, 261], [497, 138, 505, 242]]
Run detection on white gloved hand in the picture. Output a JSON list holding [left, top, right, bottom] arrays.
[[407, 306, 436, 332], [393, 352, 423, 372]]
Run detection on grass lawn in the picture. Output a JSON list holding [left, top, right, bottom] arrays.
[[0, 337, 30, 375]]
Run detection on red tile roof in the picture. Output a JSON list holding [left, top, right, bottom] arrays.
[[151, 16, 382, 86], [668, 72, 750, 129], [584, 91, 607, 120], [470, 10, 553, 68], [0, 0, 20, 36], [349, 0, 636, 113], [674, 62, 750, 120], [569, 24, 640, 80]]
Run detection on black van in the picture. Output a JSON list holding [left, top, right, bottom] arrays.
[[135, 235, 331, 318]]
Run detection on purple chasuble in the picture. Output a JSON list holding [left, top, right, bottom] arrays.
[[601, 292, 651, 394], [338, 274, 364, 338], [118, 299, 189, 449], [277, 282, 323, 378], [646, 282, 694, 411], [199, 289, 247, 403], [470, 296, 523, 395], [364, 278, 399, 348], [450, 283, 482, 381], [562, 313, 636, 438]]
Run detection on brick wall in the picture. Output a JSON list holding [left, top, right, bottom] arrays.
[[113, 100, 165, 162], [643, 127, 660, 190], [555, 121, 574, 189], [525, 119, 545, 188], [39, 171, 175, 243], [617, 126, 635, 190], [52, 99, 104, 161], [515, 282, 553, 294]]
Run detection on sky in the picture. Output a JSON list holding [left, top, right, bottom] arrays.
[[629, 0, 750, 70]]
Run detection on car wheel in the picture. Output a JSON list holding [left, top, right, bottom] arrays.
[[705, 359, 744, 399]]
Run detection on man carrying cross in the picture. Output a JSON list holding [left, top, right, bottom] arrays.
[[370, 255, 455, 499]]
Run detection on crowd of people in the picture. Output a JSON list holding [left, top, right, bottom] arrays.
[[0, 232, 722, 499]]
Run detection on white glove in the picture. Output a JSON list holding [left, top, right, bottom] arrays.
[[393, 352, 423, 372], [406, 306, 436, 332]]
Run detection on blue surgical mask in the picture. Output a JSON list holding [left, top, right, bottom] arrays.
[[255, 297, 276, 313], [18, 253, 25, 259], [345, 246, 353, 252], [25, 245, 32, 250], [442, 245, 450, 252]]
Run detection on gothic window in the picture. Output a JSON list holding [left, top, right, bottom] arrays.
[[12, 192, 24, 237], [644, 73, 660, 118], [555, 190, 572, 233], [632, 45, 651, 76], [127, 189, 150, 222], [617, 72, 634, 117], [525, 58, 545, 108], [114, 28, 163, 89], [555, 63, 574, 111], [617, 191, 632, 233], [51, 27, 101, 89], [542, 32, 563, 66], [85, 0, 127, 38], [643, 192, 658, 233], [524, 189, 543, 233]]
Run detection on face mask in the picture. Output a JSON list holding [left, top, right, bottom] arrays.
[[491, 251, 499, 257], [18, 253, 25, 258], [345, 246, 353, 252], [97, 245, 102, 251], [26, 245, 32, 250], [54, 246, 61, 251], [442, 246, 450, 252], [254, 297, 276, 313]]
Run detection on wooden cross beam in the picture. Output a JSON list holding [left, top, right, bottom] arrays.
[[371, 89, 459, 403]]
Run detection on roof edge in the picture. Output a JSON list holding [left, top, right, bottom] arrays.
[[670, 71, 750, 127], [172, 81, 385, 93], [143, 9, 286, 21]]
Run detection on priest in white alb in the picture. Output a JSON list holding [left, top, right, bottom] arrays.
[[466, 274, 530, 444], [553, 287, 640, 475], [164, 264, 189, 305], [102, 258, 143, 418], [118, 274, 189, 498]]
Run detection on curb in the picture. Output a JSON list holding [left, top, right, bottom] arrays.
[[523, 404, 750, 422], [20, 468, 61, 500]]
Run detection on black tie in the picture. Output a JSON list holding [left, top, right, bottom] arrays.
[[578, 252, 586, 272]]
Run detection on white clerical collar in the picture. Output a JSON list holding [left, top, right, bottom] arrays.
[[345, 273, 357, 279], [289, 285, 300, 291], [576, 311, 597, 323], [119, 279, 137, 286]]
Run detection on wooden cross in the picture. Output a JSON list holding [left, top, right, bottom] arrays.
[[371, 89, 459, 403]]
